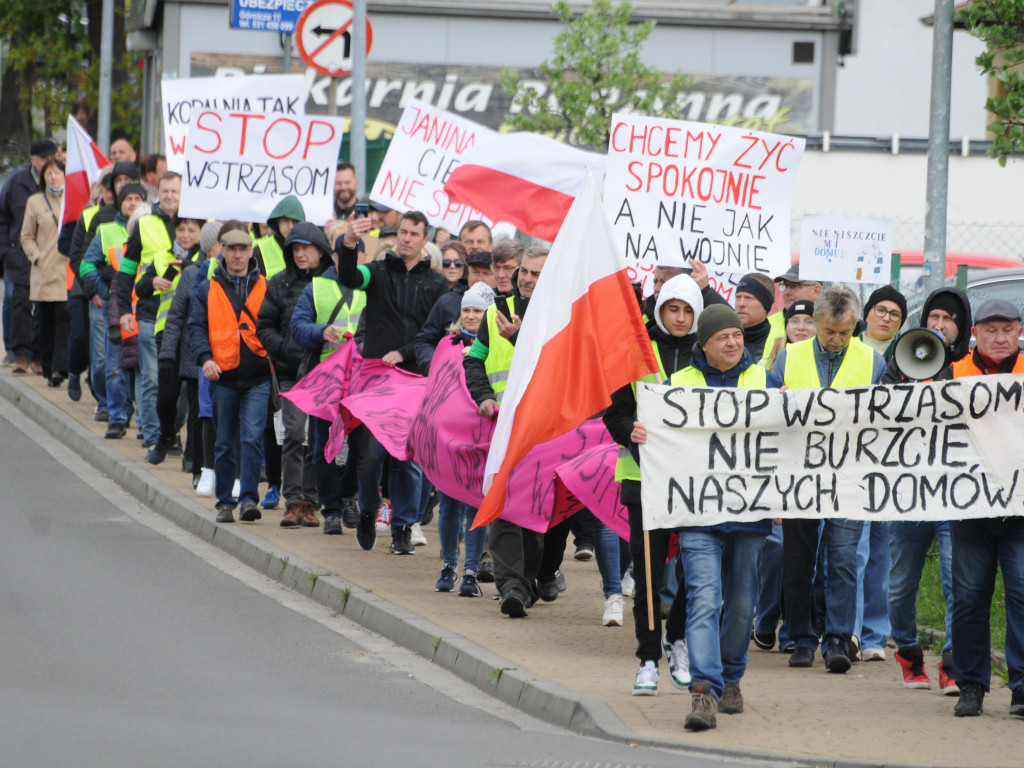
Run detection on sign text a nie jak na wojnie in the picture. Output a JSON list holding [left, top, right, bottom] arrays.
[[636, 375, 1024, 530]]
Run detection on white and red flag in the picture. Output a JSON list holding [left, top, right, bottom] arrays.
[[472, 171, 657, 529], [443, 132, 606, 242], [61, 116, 110, 226]]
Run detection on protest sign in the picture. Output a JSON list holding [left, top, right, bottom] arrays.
[[341, 362, 426, 461], [799, 215, 893, 284], [369, 99, 515, 237], [637, 376, 1024, 529], [161, 75, 305, 173], [177, 110, 344, 225], [555, 442, 630, 540], [279, 340, 362, 422], [604, 114, 805, 293]]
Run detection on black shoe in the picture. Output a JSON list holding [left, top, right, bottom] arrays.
[[136, 430, 144, 440], [823, 642, 851, 674], [94, 410, 110, 422], [752, 631, 776, 651], [356, 511, 376, 550], [46, 374, 64, 388], [390, 526, 415, 555], [67, 374, 82, 401], [535, 574, 559, 602], [477, 559, 495, 583], [954, 681, 985, 717], [341, 496, 360, 528], [215, 507, 235, 523], [1009, 687, 1024, 717], [500, 587, 528, 618], [181, 457, 193, 474], [166, 435, 183, 456], [239, 502, 261, 522], [789, 647, 815, 668], [145, 441, 168, 465], [323, 515, 343, 535], [420, 490, 437, 526], [104, 422, 127, 439]]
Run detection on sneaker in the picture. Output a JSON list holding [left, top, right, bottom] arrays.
[[196, 468, 215, 497], [535, 574, 559, 602], [632, 661, 659, 696], [215, 507, 235, 524], [719, 682, 744, 715], [938, 654, 959, 696], [356, 511, 376, 550], [166, 435, 183, 457], [390, 526, 415, 555], [663, 634, 691, 688], [848, 635, 862, 662], [555, 569, 567, 592], [458, 573, 480, 597], [621, 569, 635, 598], [410, 522, 427, 546], [602, 594, 624, 626], [752, 630, 776, 651], [789, 647, 815, 668], [231, 478, 240, 499], [261, 485, 280, 509], [1010, 687, 1024, 717], [323, 515, 343, 535], [145, 441, 168, 465], [574, 543, 594, 561], [491, 586, 501, 600], [67, 373, 82, 402], [239, 501, 261, 522], [435, 565, 457, 592], [341, 496, 360, 528], [500, 587, 528, 618], [375, 500, 392, 532], [953, 681, 985, 717], [684, 682, 718, 731], [280, 503, 302, 527], [823, 641, 851, 674], [895, 646, 931, 689], [863, 647, 886, 661]]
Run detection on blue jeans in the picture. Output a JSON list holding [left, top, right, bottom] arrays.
[[582, 510, 622, 598], [210, 380, 269, 509], [888, 521, 953, 654], [755, 523, 791, 647], [135, 320, 160, 447], [2, 278, 12, 352], [86, 300, 109, 414], [355, 427, 423, 531], [679, 529, 766, 698], [438, 492, 485, 574], [100, 303, 133, 425], [951, 517, 1024, 692], [855, 521, 891, 650]]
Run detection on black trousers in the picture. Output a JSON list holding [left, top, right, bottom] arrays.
[[34, 300, 69, 378]]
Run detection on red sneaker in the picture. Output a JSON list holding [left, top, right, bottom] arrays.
[[938, 661, 960, 696], [895, 649, 932, 689]]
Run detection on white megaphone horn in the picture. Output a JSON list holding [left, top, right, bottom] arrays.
[[893, 327, 948, 381]]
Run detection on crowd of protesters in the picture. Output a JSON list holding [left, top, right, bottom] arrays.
[[2, 143, 1022, 733]]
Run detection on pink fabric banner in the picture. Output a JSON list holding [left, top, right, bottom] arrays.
[[279, 341, 363, 422], [341, 360, 426, 461], [555, 441, 629, 540]]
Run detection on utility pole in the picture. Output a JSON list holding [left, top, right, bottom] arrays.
[[97, 0, 114, 151], [351, 0, 367, 196], [923, 0, 954, 296]]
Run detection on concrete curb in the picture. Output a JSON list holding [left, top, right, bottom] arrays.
[[0, 373, 975, 768]]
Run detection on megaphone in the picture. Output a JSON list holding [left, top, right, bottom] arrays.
[[893, 327, 948, 381]]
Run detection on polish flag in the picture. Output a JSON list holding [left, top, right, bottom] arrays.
[[472, 172, 657, 529], [443, 132, 606, 242], [61, 116, 110, 226]]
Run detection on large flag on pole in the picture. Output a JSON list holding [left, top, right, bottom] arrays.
[[62, 116, 110, 226], [472, 172, 657, 529], [443, 132, 606, 242]]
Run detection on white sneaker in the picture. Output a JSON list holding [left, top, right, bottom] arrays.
[[196, 468, 215, 497], [602, 593, 624, 626], [410, 522, 427, 546], [621, 570, 635, 598], [632, 660, 658, 696], [231, 478, 240, 499], [375, 500, 392, 532], [863, 646, 886, 661], [663, 633, 691, 688]]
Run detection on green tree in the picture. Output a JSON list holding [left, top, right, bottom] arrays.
[[961, 0, 1024, 166], [500, 0, 691, 148]]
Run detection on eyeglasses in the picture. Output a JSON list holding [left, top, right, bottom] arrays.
[[872, 305, 903, 321], [780, 281, 812, 290], [442, 259, 464, 268]]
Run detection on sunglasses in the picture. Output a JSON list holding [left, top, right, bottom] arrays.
[[442, 259, 464, 268]]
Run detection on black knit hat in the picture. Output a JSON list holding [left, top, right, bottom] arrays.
[[785, 299, 815, 321], [735, 275, 775, 314], [863, 286, 908, 329]]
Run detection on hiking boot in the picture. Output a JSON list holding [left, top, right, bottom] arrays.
[[789, 647, 815, 668], [602, 594, 624, 626], [280, 503, 302, 528], [356, 511, 376, 550], [435, 564, 457, 592], [719, 682, 744, 715], [261, 485, 280, 509], [895, 646, 931, 689], [663, 634, 691, 688], [323, 515, 343, 535], [341, 496, 360, 528], [215, 507, 235, 524], [938, 652, 959, 696], [1010, 687, 1024, 717], [458, 573, 480, 598], [299, 500, 320, 527], [390, 526, 415, 555], [239, 502, 261, 522], [632, 661, 658, 696], [375, 500, 392, 532], [823, 641, 851, 674], [953, 681, 985, 717], [684, 682, 718, 731], [500, 587, 528, 618]]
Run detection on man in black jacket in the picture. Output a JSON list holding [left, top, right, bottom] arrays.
[[338, 210, 447, 554]]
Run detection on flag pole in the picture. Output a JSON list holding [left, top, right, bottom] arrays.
[[644, 530, 654, 632]]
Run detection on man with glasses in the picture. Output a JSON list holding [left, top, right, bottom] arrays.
[[773, 264, 822, 311]]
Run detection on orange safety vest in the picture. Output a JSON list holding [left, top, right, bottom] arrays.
[[207, 276, 268, 372], [108, 245, 139, 340], [952, 353, 1024, 378]]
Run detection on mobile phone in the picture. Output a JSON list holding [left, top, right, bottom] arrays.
[[496, 296, 511, 320], [163, 265, 180, 282], [354, 203, 370, 218]]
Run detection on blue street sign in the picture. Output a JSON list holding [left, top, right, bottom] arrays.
[[231, 0, 315, 34]]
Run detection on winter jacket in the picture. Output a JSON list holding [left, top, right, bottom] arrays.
[[254, 195, 305, 277], [0, 165, 41, 286], [80, 212, 130, 300], [289, 266, 361, 355], [20, 189, 68, 302], [116, 203, 173, 324], [881, 286, 972, 384], [412, 279, 468, 374], [156, 255, 206, 380], [463, 284, 526, 405]]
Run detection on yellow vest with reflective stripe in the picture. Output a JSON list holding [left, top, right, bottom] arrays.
[[614, 340, 667, 483], [484, 297, 517, 405], [254, 234, 285, 278], [139, 215, 173, 270], [81, 204, 99, 231], [312, 277, 367, 361], [669, 363, 768, 389], [98, 221, 128, 267], [783, 336, 874, 389]]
